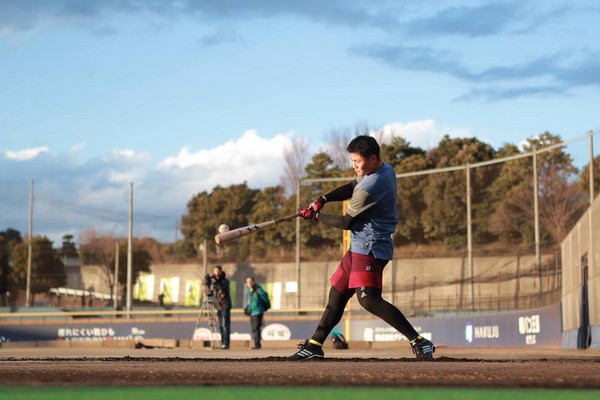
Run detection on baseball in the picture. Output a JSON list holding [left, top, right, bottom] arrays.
[[218, 224, 230, 234]]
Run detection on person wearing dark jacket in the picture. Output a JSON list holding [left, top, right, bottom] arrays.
[[245, 276, 270, 349], [212, 265, 232, 349]]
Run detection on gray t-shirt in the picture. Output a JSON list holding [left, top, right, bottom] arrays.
[[346, 162, 398, 260]]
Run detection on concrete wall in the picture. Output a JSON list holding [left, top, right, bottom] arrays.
[[76, 253, 557, 312], [561, 194, 600, 348]]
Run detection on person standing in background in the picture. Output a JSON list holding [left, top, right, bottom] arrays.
[[212, 265, 232, 349], [245, 276, 270, 349]]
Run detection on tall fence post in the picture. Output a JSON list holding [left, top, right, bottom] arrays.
[[497, 271, 501, 311], [588, 130, 595, 296], [26, 179, 33, 308], [515, 255, 521, 309], [533, 148, 542, 291], [466, 164, 474, 311], [295, 179, 301, 309]]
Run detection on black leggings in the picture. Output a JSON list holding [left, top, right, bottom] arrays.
[[311, 286, 419, 344]]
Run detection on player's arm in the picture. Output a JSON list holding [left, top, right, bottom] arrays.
[[322, 181, 356, 202], [316, 187, 376, 230], [305, 181, 357, 213]]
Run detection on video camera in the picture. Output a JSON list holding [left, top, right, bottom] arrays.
[[203, 273, 217, 301]]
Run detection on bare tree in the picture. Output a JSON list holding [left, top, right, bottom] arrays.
[[539, 163, 586, 244], [78, 229, 117, 295], [327, 128, 351, 169], [489, 160, 585, 247], [327, 121, 376, 169], [79, 229, 152, 305], [280, 138, 309, 195]]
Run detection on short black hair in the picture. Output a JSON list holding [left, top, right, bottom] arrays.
[[346, 135, 380, 159]]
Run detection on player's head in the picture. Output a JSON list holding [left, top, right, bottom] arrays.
[[347, 135, 382, 177], [346, 135, 381, 160]]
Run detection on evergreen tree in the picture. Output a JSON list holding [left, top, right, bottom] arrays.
[[421, 136, 496, 248], [180, 183, 258, 258], [10, 236, 66, 305], [381, 137, 431, 244]]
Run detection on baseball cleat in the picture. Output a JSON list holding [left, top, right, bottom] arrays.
[[288, 339, 325, 361], [410, 335, 435, 360]]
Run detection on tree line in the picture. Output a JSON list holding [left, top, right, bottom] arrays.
[[179, 131, 599, 261], [0, 229, 154, 307]]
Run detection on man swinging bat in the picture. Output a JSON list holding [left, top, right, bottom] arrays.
[[289, 135, 435, 361]]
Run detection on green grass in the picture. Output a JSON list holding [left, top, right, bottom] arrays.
[[1, 387, 599, 400]]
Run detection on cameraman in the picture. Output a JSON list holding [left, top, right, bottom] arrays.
[[211, 265, 232, 349]]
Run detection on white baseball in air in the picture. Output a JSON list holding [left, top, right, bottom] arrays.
[[218, 224, 230, 233]]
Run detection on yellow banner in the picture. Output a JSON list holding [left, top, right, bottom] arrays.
[[184, 280, 201, 306], [159, 277, 180, 304], [134, 274, 154, 301]]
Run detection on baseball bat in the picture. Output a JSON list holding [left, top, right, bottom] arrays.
[[214, 213, 299, 245]]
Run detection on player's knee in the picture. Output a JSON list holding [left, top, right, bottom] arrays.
[[356, 287, 386, 313], [357, 293, 380, 313]]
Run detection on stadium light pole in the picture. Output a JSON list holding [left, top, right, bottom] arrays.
[[25, 179, 33, 308], [126, 182, 133, 318], [533, 148, 541, 292], [114, 241, 119, 312], [466, 164, 474, 311], [199, 239, 207, 276], [588, 131, 595, 287], [295, 179, 301, 309]]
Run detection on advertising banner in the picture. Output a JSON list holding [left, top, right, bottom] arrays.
[[134, 275, 155, 301], [0, 304, 561, 347], [184, 280, 201, 307], [159, 277, 180, 304]]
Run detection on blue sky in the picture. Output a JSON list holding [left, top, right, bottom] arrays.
[[1, 0, 599, 244]]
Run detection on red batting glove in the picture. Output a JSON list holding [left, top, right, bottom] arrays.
[[308, 196, 327, 212], [297, 208, 319, 221]]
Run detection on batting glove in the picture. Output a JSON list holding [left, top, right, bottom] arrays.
[[308, 196, 327, 212], [297, 208, 319, 221]]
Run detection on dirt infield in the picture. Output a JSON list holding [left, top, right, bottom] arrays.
[[1, 345, 599, 388]]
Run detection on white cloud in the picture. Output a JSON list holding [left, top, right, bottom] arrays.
[[70, 142, 86, 153], [158, 130, 293, 190], [104, 149, 152, 184], [378, 119, 470, 150], [106, 148, 150, 161], [5, 146, 49, 161]]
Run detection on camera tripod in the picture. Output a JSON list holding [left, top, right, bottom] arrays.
[[189, 291, 220, 349]]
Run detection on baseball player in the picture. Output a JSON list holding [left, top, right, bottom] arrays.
[[290, 135, 435, 360]]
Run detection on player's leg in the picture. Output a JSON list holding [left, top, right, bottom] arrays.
[[312, 286, 354, 344], [288, 252, 354, 361], [356, 286, 419, 339], [349, 252, 436, 360], [288, 286, 353, 360], [356, 287, 435, 359]]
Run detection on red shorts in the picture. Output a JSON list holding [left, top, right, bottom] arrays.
[[330, 251, 388, 292]]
